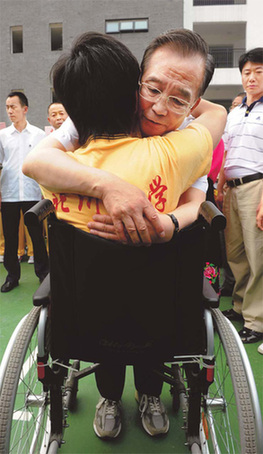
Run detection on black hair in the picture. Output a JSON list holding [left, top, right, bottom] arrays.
[[239, 48, 263, 73], [140, 28, 215, 97], [7, 91, 28, 107], [47, 102, 66, 113], [52, 32, 140, 145]]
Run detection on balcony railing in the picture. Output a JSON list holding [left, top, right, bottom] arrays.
[[209, 47, 245, 68], [194, 0, 246, 5]]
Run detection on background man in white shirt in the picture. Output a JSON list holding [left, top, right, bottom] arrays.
[[0, 92, 49, 292], [216, 48, 263, 344]]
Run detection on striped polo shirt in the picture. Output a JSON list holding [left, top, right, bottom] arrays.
[[223, 96, 263, 179]]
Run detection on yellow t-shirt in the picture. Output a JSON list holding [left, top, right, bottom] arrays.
[[42, 123, 212, 231]]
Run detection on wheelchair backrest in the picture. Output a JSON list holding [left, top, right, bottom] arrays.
[[47, 214, 207, 365]]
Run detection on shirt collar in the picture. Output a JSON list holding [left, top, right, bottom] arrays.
[[10, 120, 31, 134], [242, 95, 263, 107], [241, 95, 263, 116]]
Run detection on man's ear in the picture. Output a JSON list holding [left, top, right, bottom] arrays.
[[190, 97, 201, 113]]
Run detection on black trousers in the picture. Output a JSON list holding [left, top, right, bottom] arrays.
[[1, 201, 49, 283], [95, 363, 163, 401]]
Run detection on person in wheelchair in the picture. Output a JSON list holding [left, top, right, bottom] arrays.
[[23, 31, 226, 439], [24, 30, 224, 247]]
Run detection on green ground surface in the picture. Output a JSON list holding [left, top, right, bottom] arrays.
[[0, 262, 262, 454]]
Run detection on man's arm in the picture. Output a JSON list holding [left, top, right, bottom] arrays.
[[88, 187, 205, 243], [191, 99, 227, 149], [214, 150, 227, 210], [22, 136, 165, 245], [256, 189, 263, 231]]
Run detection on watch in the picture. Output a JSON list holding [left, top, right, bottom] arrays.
[[166, 213, 180, 234]]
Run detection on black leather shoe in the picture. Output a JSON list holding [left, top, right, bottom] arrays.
[[239, 327, 263, 344], [222, 308, 244, 321], [1, 280, 19, 293]]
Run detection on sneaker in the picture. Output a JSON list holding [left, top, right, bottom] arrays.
[[28, 256, 34, 264], [0, 255, 4, 263], [93, 397, 122, 439], [136, 392, 169, 436], [258, 343, 263, 354]]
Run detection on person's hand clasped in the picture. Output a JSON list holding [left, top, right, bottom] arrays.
[[100, 181, 165, 245], [88, 212, 175, 245]]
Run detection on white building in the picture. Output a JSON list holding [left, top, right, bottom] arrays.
[[184, 0, 263, 108], [0, 0, 262, 125]]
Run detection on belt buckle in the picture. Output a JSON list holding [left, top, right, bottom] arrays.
[[233, 177, 243, 187]]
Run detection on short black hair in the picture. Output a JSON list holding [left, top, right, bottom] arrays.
[[47, 102, 66, 113], [7, 91, 28, 107], [52, 32, 140, 146], [140, 28, 215, 97], [239, 48, 263, 73]]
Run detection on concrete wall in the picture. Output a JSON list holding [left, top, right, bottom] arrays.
[[0, 0, 183, 129]]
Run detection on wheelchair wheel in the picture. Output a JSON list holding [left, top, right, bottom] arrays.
[[201, 308, 259, 454], [0, 306, 51, 454]]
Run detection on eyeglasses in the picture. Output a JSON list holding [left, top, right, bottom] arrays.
[[139, 82, 192, 114]]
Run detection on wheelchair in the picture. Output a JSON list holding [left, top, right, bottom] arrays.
[[0, 199, 262, 454]]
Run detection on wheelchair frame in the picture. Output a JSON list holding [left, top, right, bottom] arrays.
[[0, 199, 262, 454]]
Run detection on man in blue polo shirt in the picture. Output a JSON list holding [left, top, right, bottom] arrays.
[[217, 47, 263, 344]]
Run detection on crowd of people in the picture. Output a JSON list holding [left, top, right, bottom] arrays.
[[0, 98, 68, 290], [1, 27, 262, 441]]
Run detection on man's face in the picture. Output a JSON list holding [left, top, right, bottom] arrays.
[[6, 96, 27, 125], [230, 95, 244, 111], [241, 61, 263, 102], [48, 103, 68, 129], [138, 46, 205, 137]]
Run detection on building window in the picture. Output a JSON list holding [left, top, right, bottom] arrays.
[[194, 0, 246, 5], [11, 26, 23, 54], [134, 20, 148, 31], [50, 23, 63, 51], [106, 19, 148, 34], [210, 46, 233, 68]]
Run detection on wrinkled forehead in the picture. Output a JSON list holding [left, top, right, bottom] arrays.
[[143, 46, 205, 99]]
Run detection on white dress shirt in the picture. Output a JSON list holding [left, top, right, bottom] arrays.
[[0, 121, 45, 202]]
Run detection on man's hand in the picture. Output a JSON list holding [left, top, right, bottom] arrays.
[[88, 211, 173, 244], [256, 196, 263, 231], [100, 182, 165, 245]]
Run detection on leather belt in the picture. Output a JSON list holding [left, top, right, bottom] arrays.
[[226, 172, 263, 188]]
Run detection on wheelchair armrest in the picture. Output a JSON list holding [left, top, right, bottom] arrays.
[[33, 274, 51, 307], [24, 199, 55, 227], [198, 201, 226, 232], [202, 276, 219, 308]]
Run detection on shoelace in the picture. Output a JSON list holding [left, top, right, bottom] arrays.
[[97, 398, 118, 418], [139, 395, 161, 416]]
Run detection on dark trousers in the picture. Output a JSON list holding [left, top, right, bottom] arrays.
[[95, 364, 163, 401], [1, 201, 49, 283]]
